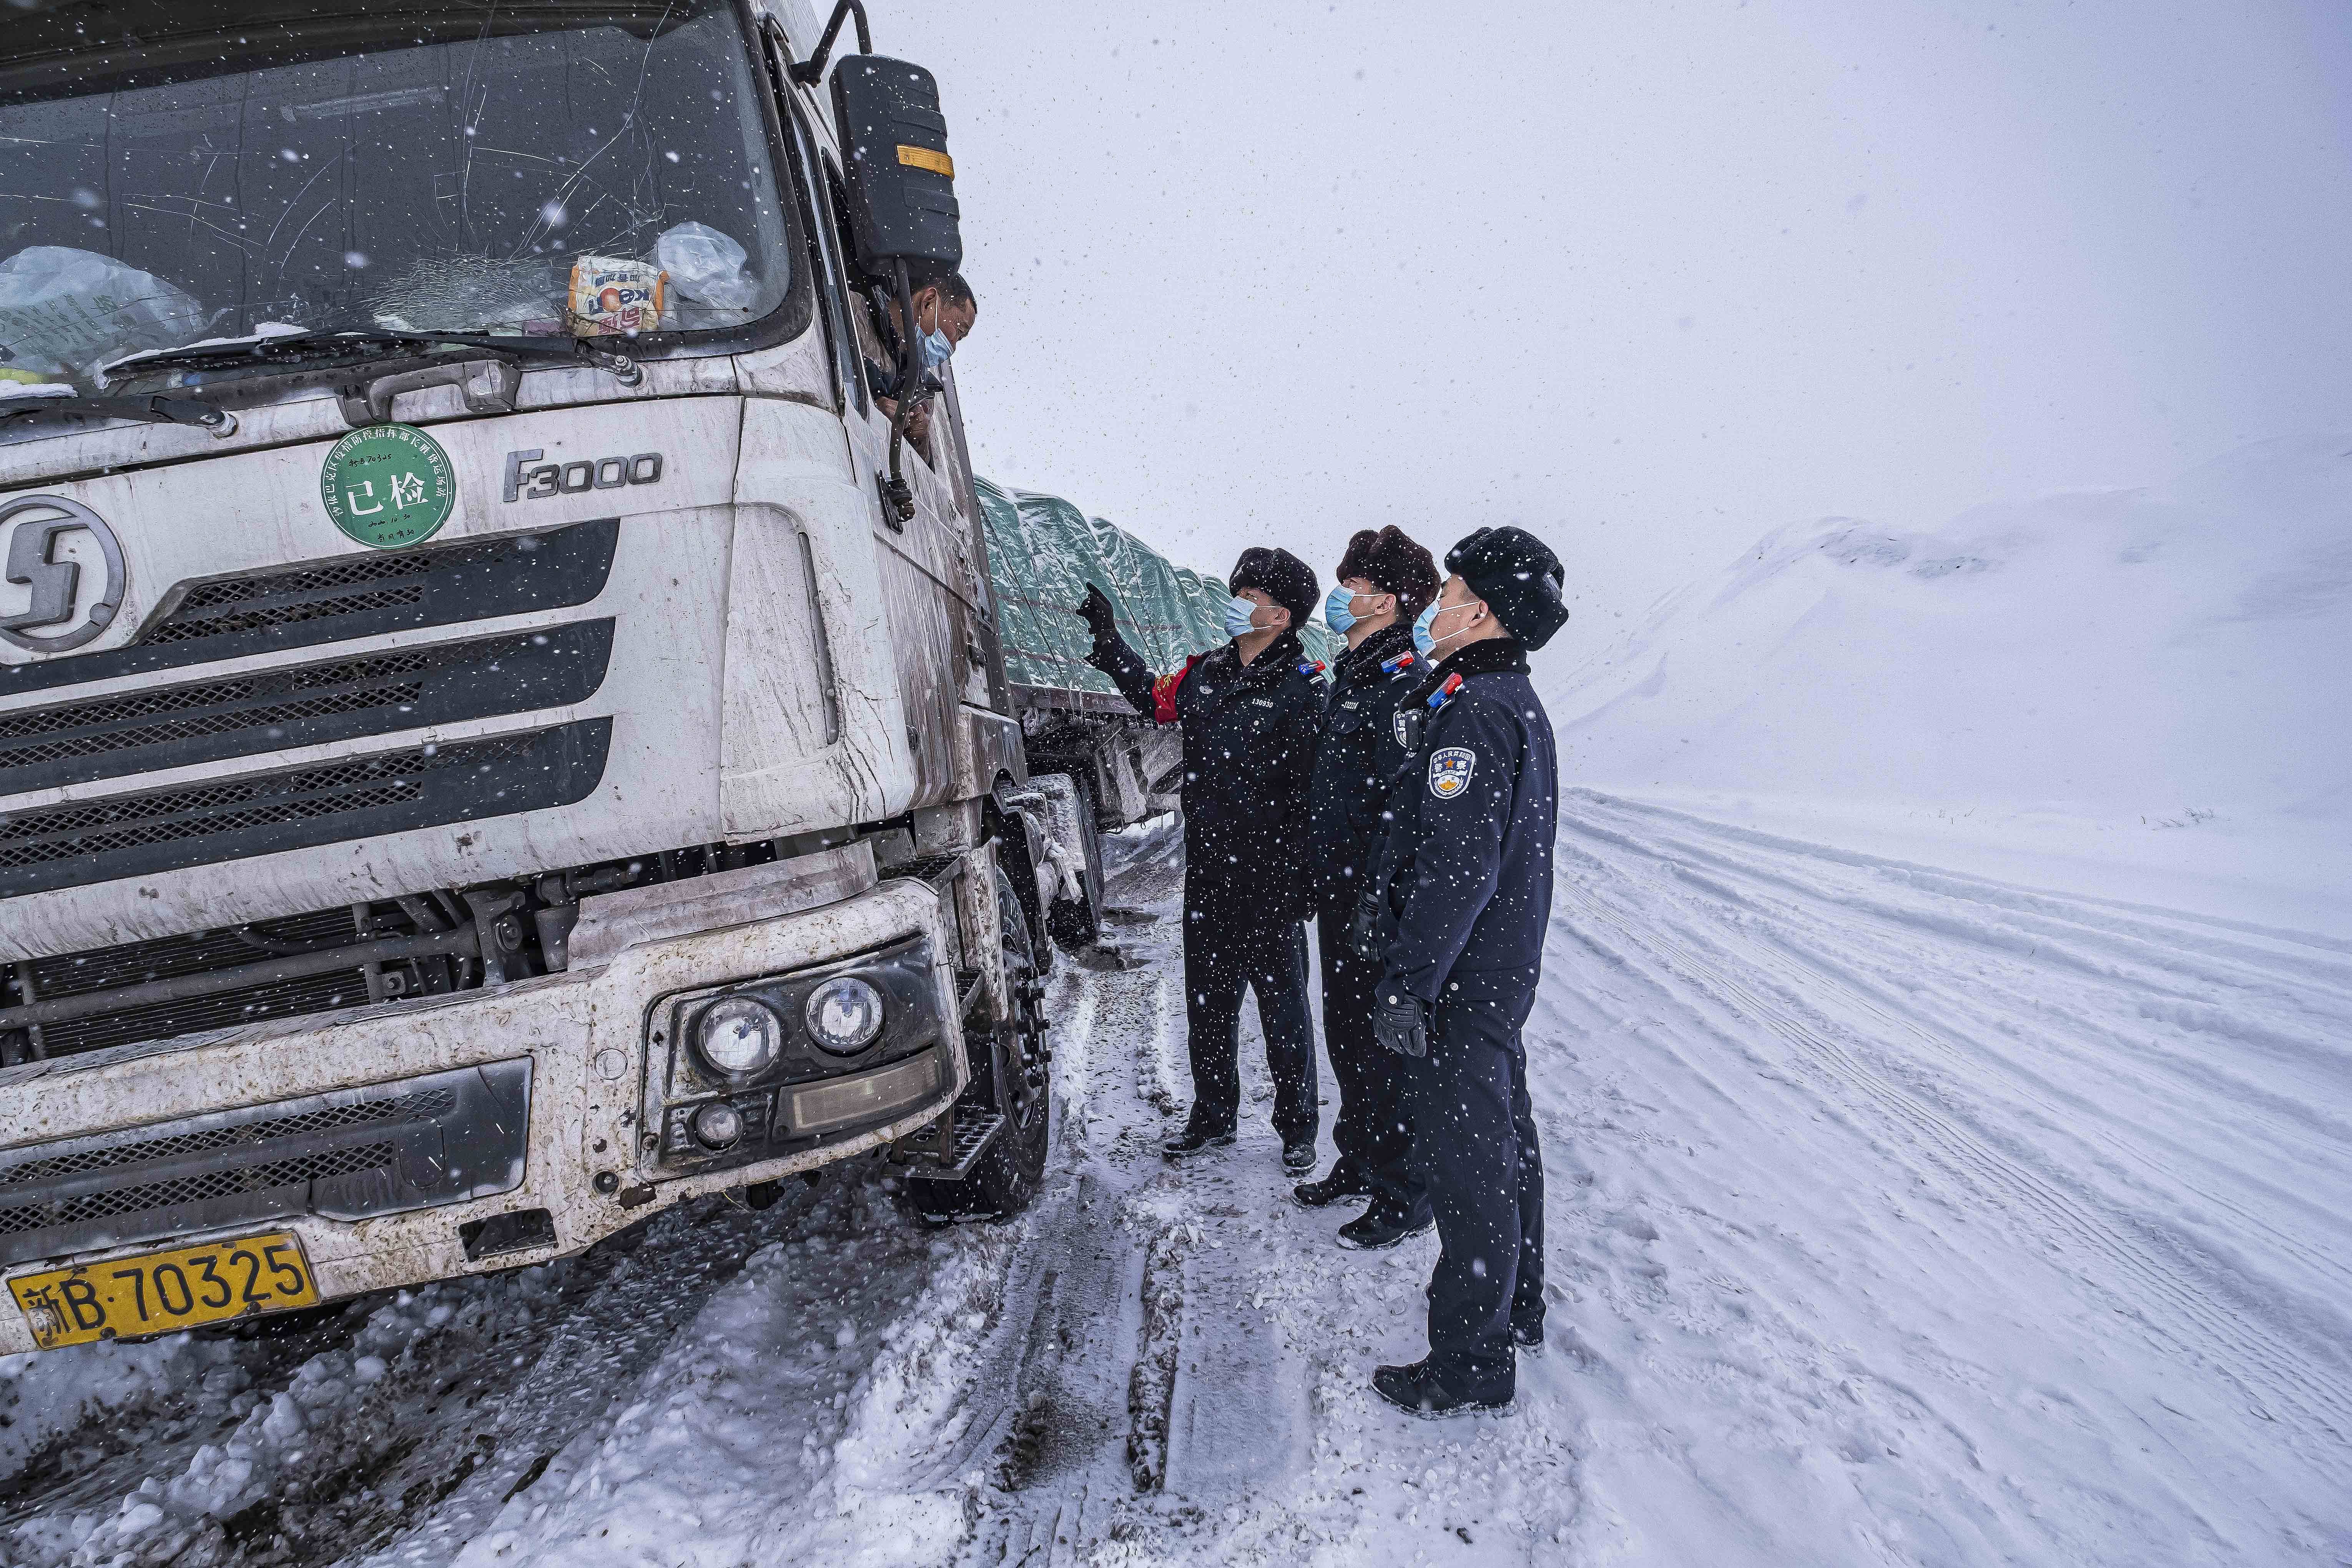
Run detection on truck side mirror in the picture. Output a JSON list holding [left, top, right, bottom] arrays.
[[830, 56, 961, 278]]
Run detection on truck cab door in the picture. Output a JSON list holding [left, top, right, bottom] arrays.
[[767, 41, 989, 810]]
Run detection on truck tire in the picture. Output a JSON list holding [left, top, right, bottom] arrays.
[[922, 865, 1051, 1219]]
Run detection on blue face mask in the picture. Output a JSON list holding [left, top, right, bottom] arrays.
[[919, 327, 954, 371], [1324, 584, 1358, 635], [1411, 600, 1444, 658], [1225, 595, 1263, 638]]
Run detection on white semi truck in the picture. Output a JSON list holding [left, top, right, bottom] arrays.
[[0, 0, 1113, 1354]]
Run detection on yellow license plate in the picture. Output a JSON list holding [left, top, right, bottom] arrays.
[[9, 1231, 320, 1350]]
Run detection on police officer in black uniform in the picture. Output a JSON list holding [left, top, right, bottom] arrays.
[[1358, 525, 1567, 1417], [1078, 548, 1328, 1167], [1294, 527, 1443, 1249]]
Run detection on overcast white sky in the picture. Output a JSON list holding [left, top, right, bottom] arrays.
[[894, 0, 2352, 630]]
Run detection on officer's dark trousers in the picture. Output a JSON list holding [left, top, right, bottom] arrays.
[[1315, 900, 1425, 1218], [1182, 864, 1316, 1139], [1406, 993, 1544, 1399]]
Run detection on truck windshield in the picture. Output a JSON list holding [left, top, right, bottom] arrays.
[[0, 0, 792, 392]]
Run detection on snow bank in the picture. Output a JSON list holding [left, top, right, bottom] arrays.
[[1548, 434, 2352, 929]]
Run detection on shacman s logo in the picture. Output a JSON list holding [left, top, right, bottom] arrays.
[[0, 495, 125, 654]]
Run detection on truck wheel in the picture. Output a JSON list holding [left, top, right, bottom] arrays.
[[921, 866, 1051, 1219]]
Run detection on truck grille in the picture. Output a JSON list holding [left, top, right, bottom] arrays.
[[38, 969, 377, 1059], [0, 1061, 530, 1267], [4, 895, 476, 1064], [0, 619, 613, 794], [0, 1143, 396, 1237], [2, 839, 815, 1067], [0, 1087, 455, 1186], [147, 553, 443, 645], [0, 717, 613, 898], [0, 517, 619, 700]]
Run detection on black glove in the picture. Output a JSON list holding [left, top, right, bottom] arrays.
[[1348, 890, 1384, 964], [1371, 987, 1429, 1058], [1076, 583, 1117, 641]]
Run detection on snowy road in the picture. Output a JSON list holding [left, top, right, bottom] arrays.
[[5, 797, 2349, 1566]]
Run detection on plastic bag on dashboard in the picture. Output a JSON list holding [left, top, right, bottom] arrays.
[[0, 246, 205, 384], [655, 221, 758, 316]]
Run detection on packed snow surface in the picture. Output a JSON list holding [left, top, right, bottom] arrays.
[[6, 806, 2347, 1565]]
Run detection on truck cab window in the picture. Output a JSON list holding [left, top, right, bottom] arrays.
[[0, 0, 804, 392], [781, 100, 867, 417], [821, 153, 897, 377]]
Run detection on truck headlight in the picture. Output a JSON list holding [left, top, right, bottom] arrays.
[[690, 1101, 744, 1150], [695, 998, 781, 1077], [804, 976, 885, 1056]]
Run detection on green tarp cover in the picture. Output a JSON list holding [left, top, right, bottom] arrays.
[[977, 475, 1337, 700]]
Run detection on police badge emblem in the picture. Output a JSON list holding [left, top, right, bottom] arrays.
[[1428, 746, 1474, 799]]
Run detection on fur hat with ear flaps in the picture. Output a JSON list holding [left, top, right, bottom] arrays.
[[1229, 545, 1318, 632], [1446, 525, 1569, 650], [1335, 526, 1440, 621]]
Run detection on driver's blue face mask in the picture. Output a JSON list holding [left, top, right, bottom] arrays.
[[919, 327, 955, 371]]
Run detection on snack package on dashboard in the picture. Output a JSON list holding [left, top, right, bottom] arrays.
[[567, 256, 665, 336]]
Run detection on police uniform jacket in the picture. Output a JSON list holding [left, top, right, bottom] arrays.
[[1373, 637, 1559, 1007], [1089, 626, 1327, 917], [1306, 621, 1425, 912]]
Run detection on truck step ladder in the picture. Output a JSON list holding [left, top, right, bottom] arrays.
[[908, 1109, 1006, 1181]]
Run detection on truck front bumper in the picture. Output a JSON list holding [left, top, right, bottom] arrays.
[[0, 875, 966, 1356]]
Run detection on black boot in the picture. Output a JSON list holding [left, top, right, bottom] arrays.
[[1162, 1118, 1236, 1160], [1280, 1136, 1318, 1174], [1371, 1358, 1514, 1418], [1511, 1318, 1545, 1354], [1291, 1165, 1373, 1209], [1336, 1203, 1434, 1251]]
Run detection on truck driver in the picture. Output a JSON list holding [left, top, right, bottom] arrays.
[[869, 267, 976, 452]]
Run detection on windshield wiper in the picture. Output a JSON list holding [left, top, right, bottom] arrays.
[[0, 391, 236, 436], [114, 329, 644, 387]]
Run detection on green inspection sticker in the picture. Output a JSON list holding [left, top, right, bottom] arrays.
[[318, 424, 457, 549]]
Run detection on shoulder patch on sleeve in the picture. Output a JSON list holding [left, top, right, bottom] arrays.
[[1428, 745, 1475, 800]]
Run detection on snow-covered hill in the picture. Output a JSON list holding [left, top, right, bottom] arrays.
[[1548, 435, 2352, 931]]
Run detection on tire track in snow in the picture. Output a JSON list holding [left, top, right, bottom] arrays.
[[952, 821, 1585, 1564], [1555, 792, 2352, 1457], [1574, 794, 2352, 1302]]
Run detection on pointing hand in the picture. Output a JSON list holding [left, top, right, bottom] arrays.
[[1077, 582, 1117, 639]]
